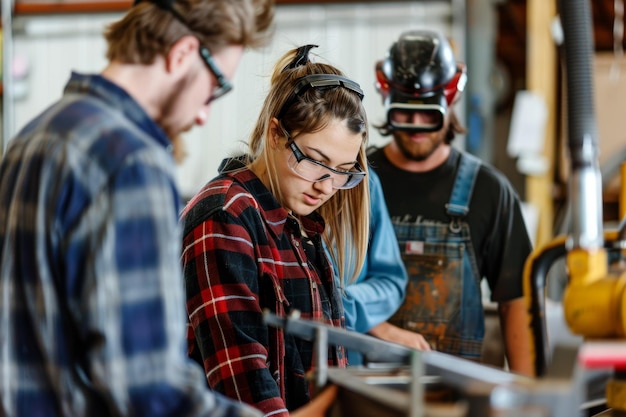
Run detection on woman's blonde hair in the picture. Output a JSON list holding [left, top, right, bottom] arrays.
[[248, 45, 370, 286], [104, 0, 274, 64]]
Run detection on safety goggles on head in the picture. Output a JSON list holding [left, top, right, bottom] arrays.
[[277, 44, 365, 119], [277, 74, 364, 120], [134, 0, 233, 104], [281, 123, 366, 190]]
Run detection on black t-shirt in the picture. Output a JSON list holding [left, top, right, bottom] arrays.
[[368, 146, 532, 302]]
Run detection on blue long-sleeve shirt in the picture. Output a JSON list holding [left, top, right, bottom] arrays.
[[0, 72, 260, 417], [340, 169, 407, 334]]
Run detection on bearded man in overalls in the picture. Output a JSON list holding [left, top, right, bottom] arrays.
[[365, 30, 534, 377]]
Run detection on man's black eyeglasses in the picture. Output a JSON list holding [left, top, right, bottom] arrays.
[[198, 46, 233, 104], [137, 0, 233, 104]]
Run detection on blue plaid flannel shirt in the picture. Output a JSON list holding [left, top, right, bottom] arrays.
[[0, 72, 260, 417]]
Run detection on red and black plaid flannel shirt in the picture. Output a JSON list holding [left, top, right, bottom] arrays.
[[181, 167, 346, 417]]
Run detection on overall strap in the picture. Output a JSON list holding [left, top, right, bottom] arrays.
[[445, 152, 481, 218]]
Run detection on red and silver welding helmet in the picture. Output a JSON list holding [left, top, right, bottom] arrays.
[[375, 30, 467, 133]]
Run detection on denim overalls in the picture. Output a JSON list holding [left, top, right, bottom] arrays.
[[388, 153, 484, 360]]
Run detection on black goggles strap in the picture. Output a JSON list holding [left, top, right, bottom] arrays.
[[277, 74, 364, 120]]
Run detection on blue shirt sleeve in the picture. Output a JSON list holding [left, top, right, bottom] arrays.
[[341, 169, 407, 333]]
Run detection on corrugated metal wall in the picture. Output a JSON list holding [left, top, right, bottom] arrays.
[[9, 1, 460, 197]]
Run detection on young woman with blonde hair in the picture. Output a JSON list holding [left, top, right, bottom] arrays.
[[182, 45, 370, 416]]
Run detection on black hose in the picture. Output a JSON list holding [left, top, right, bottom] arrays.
[[558, 0, 598, 170], [527, 240, 567, 377]]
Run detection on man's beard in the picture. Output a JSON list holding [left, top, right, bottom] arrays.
[[394, 131, 445, 162], [169, 134, 188, 165], [161, 71, 197, 139]]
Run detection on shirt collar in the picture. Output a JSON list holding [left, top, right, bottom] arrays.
[[64, 72, 172, 152], [226, 166, 326, 237]]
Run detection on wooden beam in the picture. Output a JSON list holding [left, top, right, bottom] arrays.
[[618, 162, 626, 221], [14, 1, 131, 14], [13, 0, 412, 15], [526, 0, 557, 247]]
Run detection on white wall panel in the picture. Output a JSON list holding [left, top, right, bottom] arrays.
[[12, 14, 114, 129], [8, 2, 458, 199]]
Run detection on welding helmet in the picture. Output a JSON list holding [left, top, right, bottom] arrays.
[[375, 30, 467, 133]]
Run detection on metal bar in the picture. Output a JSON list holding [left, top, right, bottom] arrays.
[[409, 351, 424, 417], [313, 325, 329, 389], [263, 310, 528, 388], [263, 309, 412, 365]]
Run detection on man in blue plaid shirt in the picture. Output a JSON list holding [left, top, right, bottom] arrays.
[[0, 1, 285, 416]]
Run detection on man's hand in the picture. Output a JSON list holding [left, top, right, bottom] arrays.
[[291, 385, 338, 417], [368, 321, 431, 351]]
